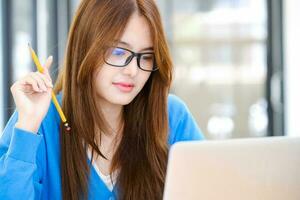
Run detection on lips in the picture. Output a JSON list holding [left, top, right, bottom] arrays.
[[112, 82, 135, 92], [113, 82, 134, 87]]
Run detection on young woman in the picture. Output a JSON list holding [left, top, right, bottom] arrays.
[[0, 0, 204, 199]]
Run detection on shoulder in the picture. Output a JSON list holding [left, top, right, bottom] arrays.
[[167, 94, 205, 145], [167, 93, 195, 129], [167, 94, 190, 115]]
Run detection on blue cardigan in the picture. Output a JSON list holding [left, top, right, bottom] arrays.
[[0, 93, 204, 200]]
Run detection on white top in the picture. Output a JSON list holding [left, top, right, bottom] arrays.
[[87, 149, 118, 191], [92, 163, 117, 191]]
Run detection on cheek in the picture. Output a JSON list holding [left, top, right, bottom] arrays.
[[94, 70, 103, 89], [94, 65, 114, 86], [94, 68, 110, 93], [137, 72, 151, 89]]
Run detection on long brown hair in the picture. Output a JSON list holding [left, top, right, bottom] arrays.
[[53, 0, 173, 199]]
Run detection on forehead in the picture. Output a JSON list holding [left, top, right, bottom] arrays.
[[118, 13, 153, 51]]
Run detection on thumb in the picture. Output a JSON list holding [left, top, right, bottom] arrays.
[[42, 56, 53, 79]]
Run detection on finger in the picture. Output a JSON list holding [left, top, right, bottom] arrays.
[[44, 55, 53, 70], [21, 84, 35, 94], [20, 76, 43, 93], [42, 56, 53, 79], [35, 71, 53, 88], [29, 72, 48, 92]]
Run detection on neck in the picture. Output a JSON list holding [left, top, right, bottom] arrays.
[[94, 97, 124, 162], [96, 97, 124, 137]]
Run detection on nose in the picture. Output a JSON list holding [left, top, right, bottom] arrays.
[[122, 56, 138, 77]]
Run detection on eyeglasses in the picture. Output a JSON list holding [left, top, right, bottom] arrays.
[[104, 47, 158, 72]]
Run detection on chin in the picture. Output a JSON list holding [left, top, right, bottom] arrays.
[[109, 95, 136, 106]]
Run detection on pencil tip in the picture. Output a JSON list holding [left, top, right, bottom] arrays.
[[27, 43, 31, 48]]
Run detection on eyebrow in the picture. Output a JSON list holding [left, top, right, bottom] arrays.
[[117, 40, 154, 52]]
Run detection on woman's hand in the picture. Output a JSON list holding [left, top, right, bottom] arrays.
[[11, 56, 54, 133]]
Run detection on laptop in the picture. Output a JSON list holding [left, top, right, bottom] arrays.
[[163, 136, 300, 200]]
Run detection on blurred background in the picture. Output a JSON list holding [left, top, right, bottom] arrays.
[[0, 0, 299, 139]]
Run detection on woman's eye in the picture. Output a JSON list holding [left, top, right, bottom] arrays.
[[112, 48, 125, 56], [142, 55, 153, 60]]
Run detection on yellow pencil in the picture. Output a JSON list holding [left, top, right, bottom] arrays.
[[28, 44, 71, 132]]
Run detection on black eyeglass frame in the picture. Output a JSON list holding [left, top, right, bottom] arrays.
[[104, 46, 159, 72]]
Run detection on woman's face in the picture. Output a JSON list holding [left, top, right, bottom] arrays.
[[94, 13, 153, 106]]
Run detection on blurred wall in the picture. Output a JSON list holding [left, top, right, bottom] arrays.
[[284, 0, 300, 136], [1, 0, 298, 138]]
